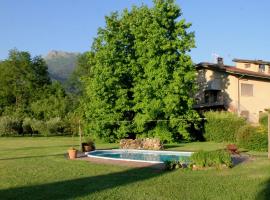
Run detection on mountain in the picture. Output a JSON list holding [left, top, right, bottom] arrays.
[[44, 50, 79, 83]]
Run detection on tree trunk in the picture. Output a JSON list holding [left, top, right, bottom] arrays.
[[79, 120, 82, 151]]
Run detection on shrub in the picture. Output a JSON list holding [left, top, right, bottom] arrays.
[[85, 137, 95, 147], [46, 117, 64, 135], [236, 124, 267, 151], [164, 160, 184, 171], [0, 115, 71, 136], [0, 116, 22, 136], [64, 113, 80, 136], [22, 118, 33, 135], [82, 137, 96, 152], [190, 150, 232, 168], [25, 117, 71, 136], [204, 111, 246, 142], [30, 119, 47, 135], [259, 112, 268, 128], [190, 151, 207, 167], [60, 119, 73, 135]]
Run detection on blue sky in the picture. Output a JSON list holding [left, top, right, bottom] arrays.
[[1, 0, 270, 65]]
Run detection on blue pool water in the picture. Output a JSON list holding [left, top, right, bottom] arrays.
[[87, 149, 192, 163]]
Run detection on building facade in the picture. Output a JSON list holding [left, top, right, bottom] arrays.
[[195, 58, 270, 123]]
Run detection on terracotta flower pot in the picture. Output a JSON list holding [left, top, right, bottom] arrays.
[[68, 149, 77, 159]]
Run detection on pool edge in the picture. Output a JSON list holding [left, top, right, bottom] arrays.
[[86, 149, 192, 164]]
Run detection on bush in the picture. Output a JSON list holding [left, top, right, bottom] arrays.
[[30, 119, 47, 136], [0, 115, 72, 136], [22, 118, 33, 135], [236, 124, 267, 151], [60, 119, 74, 135], [64, 113, 81, 136], [46, 117, 64, 135], [164, 160, 181, 170], [29, 118, 71, 136], [85, 137, 95, 148], [259, 113, 268, 128], [0, 116, 22, 136], [204, 111, 246, 142], [190, 150, 232, 168]]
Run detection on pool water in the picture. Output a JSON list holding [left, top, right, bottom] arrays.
[[87, 149, 192, 163]]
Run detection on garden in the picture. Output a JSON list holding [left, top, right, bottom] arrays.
[[1, 1, 270, 199], [1, 111, 270, 199], [0, 136, 270, 200]]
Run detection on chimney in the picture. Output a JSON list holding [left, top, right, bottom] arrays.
[[217, 57, 223, 65]]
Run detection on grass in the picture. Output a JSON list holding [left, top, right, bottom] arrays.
[[164, 141, 226, 152], [0, 137, 270, 200]]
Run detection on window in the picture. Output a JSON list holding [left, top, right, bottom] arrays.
[[259, 64, 265, 72], [244, 63, 251, 68], [241, 83, 253, 96]]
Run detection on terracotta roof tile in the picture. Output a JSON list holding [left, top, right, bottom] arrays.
[[196, 62, 270, 79]]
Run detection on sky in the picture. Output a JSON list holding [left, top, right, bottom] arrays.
[[1, 0, 270, 65]]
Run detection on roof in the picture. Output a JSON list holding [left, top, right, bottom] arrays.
[[196, 62, 270, 80], [233, 58, 270, 65]]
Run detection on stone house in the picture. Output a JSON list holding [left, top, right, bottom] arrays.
[[195, 57, 270, 123]]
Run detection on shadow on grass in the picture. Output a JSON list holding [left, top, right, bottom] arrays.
[[1, 145, 73, 151], [256, 178, 270, 200], [0, 153, 65, 161], [0, 165, 167, 200]]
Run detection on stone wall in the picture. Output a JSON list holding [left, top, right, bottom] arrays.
[[119, 138, 163, 150]]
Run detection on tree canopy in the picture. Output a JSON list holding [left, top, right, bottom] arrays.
[[82, 0, 199, 142], [0, 49, 51, 116]]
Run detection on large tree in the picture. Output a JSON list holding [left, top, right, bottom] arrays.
[[83, 0, 199, 142]]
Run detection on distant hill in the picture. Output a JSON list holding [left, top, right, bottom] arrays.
[[44, 50, 79, 83]]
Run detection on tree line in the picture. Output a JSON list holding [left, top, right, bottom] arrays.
[[0, 49, 80, 136]]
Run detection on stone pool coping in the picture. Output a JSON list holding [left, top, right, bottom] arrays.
[[76, 151, 165, 169]]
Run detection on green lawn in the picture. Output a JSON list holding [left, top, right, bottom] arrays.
[[0, 137, 270, 200]]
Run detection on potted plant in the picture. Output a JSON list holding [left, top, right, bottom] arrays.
[[83, 137, 96, 152], [68, 131, 78, 159], [68, 147, 77, 159]]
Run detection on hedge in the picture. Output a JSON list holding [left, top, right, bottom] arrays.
[[204, 111, 246, 142], [1, 116, 73, 136], [236, 124, 267, 152]]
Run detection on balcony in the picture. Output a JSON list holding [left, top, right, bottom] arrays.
[[193, 101, 225, 109], [193, 90, 225, 109]]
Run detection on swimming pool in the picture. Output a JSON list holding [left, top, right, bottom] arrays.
[[86, 149, 192, 163]]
